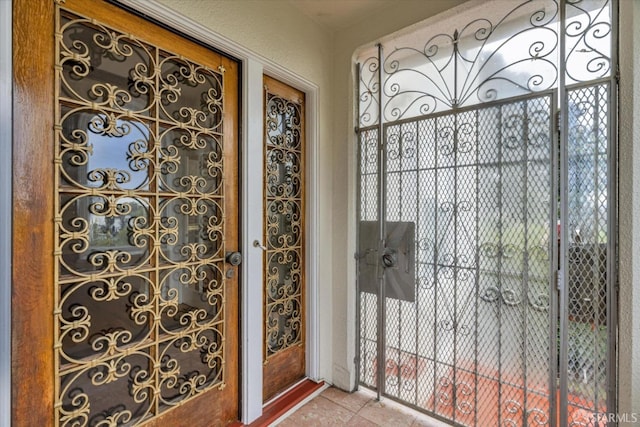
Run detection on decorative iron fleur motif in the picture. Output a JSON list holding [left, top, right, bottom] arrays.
[[93, 31, 135, 58], [59, 304, 91, 343], [90, 83, 133, 109], [90, 277, 133, 302]]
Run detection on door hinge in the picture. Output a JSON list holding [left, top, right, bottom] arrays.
[[556, 269, 564, 292]]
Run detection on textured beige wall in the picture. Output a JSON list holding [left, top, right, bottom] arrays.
[[618, 0, 640, 419], [156, 0, 336, 381], [157, 0, 333, 83]]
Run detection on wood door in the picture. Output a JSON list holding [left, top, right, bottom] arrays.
[[262, 76, 306, 402], [12, 1, 240, 425]]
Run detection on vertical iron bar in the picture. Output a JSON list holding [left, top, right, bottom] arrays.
[[397, 272, 402, 395], [397, 128, 404, 397], [559, 0, 570, 424], [433, 116, 440, 415], [474, 109, 480, 427], [606, 0, 619, 424], [497, 104, 504, 427], [453, 30, 459, 109], [452, 45, 460, 423], [153, 38, 161, 419], [452, 41, 460, 422], [522, 100, 530, 427], [376, 43, 387, 402], [593, 83, 602, 416], [550, 92, 560, 427], [607, 1, 619, 423], [414, 121, 420, 407], [452, 112, 459, 423], [355, 62, 363, 389]]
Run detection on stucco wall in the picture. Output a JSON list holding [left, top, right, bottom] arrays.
[[618, 0, 640, 420]]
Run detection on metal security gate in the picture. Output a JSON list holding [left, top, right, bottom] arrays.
[[355, 1, 617, 426]]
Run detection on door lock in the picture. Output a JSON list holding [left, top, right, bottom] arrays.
[[381, 248, 397, 268], [225, 251, 243, 266]]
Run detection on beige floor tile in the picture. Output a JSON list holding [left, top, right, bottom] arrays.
[[411, 415, 452, 427], [357, 400, 416, 427], [346, 414, 379, 426], [321, 387, 373, 413], [276, 395, 355, 426]]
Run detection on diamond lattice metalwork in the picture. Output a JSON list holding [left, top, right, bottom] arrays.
[[565, 84, 610, 426], [357, 1, 615, 426]]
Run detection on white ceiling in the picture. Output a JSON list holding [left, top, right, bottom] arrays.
[[288, 0, 397, 31]]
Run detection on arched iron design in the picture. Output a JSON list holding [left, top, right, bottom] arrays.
[[358, 0, 614, 127], [565, 0, 613, 84], [383, 1, 559, 122]]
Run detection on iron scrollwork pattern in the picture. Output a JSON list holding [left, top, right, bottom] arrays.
[[381, 1, 559, 122], [264, 90, 304, 361], [357, 0, 615, 424], [565, 0, 613, 84], [357, 1, 621, 126], [358, 0, 614, 127], [358, 53, 380, 128], [55, 7, 226, 426]]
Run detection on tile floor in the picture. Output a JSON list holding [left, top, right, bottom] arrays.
[[274, 387, 452, 427]]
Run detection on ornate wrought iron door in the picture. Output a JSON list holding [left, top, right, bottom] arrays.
[[12, 1, 240, 425], [262, 76, 306, 401], [356, 1, 617, 426]]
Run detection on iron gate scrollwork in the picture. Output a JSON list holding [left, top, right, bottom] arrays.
[[356, 1, 617, 426]]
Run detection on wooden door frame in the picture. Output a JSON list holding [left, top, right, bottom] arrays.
[[11, 1, 56, 425]]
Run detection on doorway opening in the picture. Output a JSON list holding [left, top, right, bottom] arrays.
[[355, 1, 617, 426]]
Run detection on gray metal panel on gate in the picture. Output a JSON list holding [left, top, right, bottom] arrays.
[[358, 221, 416, 302]]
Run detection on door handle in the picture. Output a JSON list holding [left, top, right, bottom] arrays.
[[225, 251, 243, 266], [253, 240, 267, 251]]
